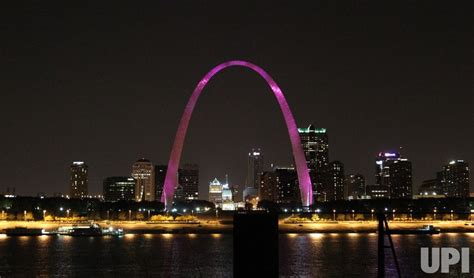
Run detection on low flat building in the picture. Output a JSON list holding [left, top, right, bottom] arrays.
[[366, 185, 389, 199]]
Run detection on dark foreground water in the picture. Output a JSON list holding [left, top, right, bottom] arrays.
[[0, 233, 472, 277]]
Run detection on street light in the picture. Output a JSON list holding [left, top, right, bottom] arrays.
[[67, 209, 70, 218], [128, 209, 132, 221], [24, 210, 27, 221], [333, 209, 336, 221], [371, 209, 375, 221], [43, 210, 47, 220]]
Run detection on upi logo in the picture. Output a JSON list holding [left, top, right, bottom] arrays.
[[421, 247, 470, 274]]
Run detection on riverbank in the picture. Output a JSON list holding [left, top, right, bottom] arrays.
[[1, 220, 474, 234]]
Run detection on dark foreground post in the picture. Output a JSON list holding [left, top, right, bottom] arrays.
[[233, 213, 278, 278], [377, 213, 385, 278], [377, 213, 401, 278]]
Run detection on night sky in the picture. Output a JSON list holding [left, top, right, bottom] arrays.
[[1, 1, 472, 198]]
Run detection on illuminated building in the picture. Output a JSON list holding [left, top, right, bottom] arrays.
[[132, 158, 155, 202], [70, 161, 88, 199], [439, 160, 470, 198], [375, 152, 412, 199], [366, 185, 389, 199], [258, 171, 278, 202], [246, 148, 263, 189], [298, 124, 329, 201], [0, 187, 16, 197], [221, 176, 235, 210], [327, 161, 345, 201], [345, 174, 365, 200], [275, 167, 300, 204], [103, 177, 135, 202], [417, 178, 440, 197], [178, 163, 199, 200], [154, 165, 167, 201], [209, 178, 223, 206]]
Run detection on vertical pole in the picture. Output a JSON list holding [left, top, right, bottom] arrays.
[[377, 213, 385, 278]]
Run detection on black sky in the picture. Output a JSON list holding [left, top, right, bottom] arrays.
[[1, 1, 472, 198]]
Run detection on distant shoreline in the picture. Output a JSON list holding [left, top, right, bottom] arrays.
[[1, 220, 474, 234]]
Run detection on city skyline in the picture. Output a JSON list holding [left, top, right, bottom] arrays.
[[0, 132, 472, 198], [24, 145, 471, 202], [1, 2, 471, 197]]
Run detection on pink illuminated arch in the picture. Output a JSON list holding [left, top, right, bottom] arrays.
[[161, 60, 313, 207]]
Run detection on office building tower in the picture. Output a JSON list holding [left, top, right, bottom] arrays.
[[375, 152, 413, 199], [209, 178, 223, 206], [132, 158, 155, 202], [154, 165, 168, 202], [327, 161, 345, 201], [275, 166, 300, 204], [246, 148, 263, 189], [70, 161, 88, 199], [103, 177, 135, 202], [439, 160, 470, 198], [298, 124, 329, 201], [178, 163, 199, 200], [345, 174, 365, 199], [258, 171, 278, 202]]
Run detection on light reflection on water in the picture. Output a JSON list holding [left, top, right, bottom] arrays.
[[0, 233, 472, 277]]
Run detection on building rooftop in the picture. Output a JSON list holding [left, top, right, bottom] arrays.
[[298, 124, 326, 134]]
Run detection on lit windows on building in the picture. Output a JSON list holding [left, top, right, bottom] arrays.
[[375, 152, 412, 199], [439, 160, 470, 198], [103, 177, 135, 202], [70, 161, 88, 199], [132, 158, 155, 202]]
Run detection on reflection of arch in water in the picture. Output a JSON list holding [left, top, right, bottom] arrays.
[[161, 60, 313, 207]]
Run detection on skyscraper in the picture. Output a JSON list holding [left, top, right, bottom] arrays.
[[246, 148, 263, 189], [209, 178, 223, 206], [375, 152, 413, 199], [345, 174, 366, 199], [258, 171, 278, 202], [327, 161, 345, 201], [439, 160, 470, 198], [154, 164, 168, 201], [275, 166, 300, 205], [178, 163, 199, 200], [103, 177, 135, 202], [70, 161, 88, 199], [132, 158, 155, 202], [298, 124, 329, 201]]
